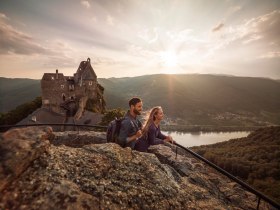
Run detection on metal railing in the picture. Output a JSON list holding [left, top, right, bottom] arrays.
[[1, 123, 279, 209], [0, 123, 107, 133]]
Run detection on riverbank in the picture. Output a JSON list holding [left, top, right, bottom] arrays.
[[161, 125, 270, 132], [162, 131, 250, 147]]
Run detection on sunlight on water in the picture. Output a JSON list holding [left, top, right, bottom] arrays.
[[162, 131, 251, 147]]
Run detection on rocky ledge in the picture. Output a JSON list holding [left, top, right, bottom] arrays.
[[0, 127, 274, 209]]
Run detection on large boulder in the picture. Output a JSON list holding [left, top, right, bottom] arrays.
[[0, 127, 274, 209], [0, 127, 51, 192]]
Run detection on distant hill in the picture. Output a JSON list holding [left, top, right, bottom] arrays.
[[0, 77, 41, 113], [98, 74, 280, 126], [1, 74, 280, 126], [191, 126, 280, 203]]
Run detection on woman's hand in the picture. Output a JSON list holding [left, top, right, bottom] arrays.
[[165, 135, 175, 144]]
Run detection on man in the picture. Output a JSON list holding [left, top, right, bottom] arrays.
[[118, 97, 143, 149]]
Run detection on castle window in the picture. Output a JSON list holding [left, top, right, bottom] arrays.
[[61, 85, 64, 89], [51, 76, 54, 80], [89, 81, 92, 86], [69, 84, 75, 91], [62, 94, 66, 101]]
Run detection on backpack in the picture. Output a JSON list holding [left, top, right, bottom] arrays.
[[106, 118, 125, 146]]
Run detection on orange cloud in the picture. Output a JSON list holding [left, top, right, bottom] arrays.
[[212, 23, 224, 32]]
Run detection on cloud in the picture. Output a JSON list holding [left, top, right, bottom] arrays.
[[106, 15, 115, 26], [212, 23, 224, 32], [42, 55, 77, 68], [91, 16, 97, 23], [243, 10, 280, 44], [259, 51, 280, 59], [226, 6, 241, 17], [137, 28, 158, 43], [127, 44, 157, 58], [0, 13, 48, 55], [208, 10, 280, 56], [94, 57, 117, 66], [0, 13, 9, 20], [0, 13, 76, 55], [242, 34, 262, 44], [0, 13, 78, 70], [166, 29, 194, 42], [81, 0, 90, 9], [39, 40, 79, 68]]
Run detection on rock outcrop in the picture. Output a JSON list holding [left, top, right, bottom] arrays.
[[0, 127, 52, 192], [50, 131, 106, 147], [0, 127, 273, 209]]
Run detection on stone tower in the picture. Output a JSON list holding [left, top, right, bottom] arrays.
[[41, 58, 105, 119]]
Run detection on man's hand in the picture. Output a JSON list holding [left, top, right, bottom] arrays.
[[127, 130, 142, 143], [135, 130, 142, 138]]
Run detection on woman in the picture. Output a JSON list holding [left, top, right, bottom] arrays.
[[134, 106, 174, 152]]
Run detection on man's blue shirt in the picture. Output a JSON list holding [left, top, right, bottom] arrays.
[[118, 111, 142, 148]]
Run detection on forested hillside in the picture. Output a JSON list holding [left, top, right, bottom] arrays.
[[192, 126, 280, 203], [0, 77, 40, 113], [98, 74, 280, 126]]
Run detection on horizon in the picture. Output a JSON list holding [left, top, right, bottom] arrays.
[[0, 0, 280, 79], [1, 72, 280, 81]]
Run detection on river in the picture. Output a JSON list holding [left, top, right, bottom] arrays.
[[162, 131, 251, 147]]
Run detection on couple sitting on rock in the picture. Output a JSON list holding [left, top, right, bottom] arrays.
[[118, 97, 174, 152]]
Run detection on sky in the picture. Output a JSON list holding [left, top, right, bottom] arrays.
[[0, 0, 280, 79]]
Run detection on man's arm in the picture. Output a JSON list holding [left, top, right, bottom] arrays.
[[118, 120, 130, 146], [118, 119, 142, 146], [126, 130, 142, 144]]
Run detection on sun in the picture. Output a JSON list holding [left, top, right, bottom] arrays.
[[160, 51, 178, 68], [159, 51, 179, 74]]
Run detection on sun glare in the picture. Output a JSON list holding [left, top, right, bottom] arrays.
[[160, 51, 178, 67], [159, 51, 179, 74]]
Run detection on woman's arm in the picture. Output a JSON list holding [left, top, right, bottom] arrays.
[[157, 126, 167, 140], [158, 126, 174, 143], [148, 125, 164, 145]]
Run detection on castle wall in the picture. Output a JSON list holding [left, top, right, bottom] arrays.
[[40, 58, 105, 116], [74, 80, 98, 99], [41, 78, 68, 114]]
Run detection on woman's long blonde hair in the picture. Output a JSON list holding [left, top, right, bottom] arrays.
[[142, 106, 162, 137]]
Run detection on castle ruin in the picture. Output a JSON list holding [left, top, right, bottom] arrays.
[[41, 58, 105, 120]]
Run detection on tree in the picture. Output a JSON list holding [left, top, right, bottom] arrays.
[[99, 108, 126, 126], [0, 97, 42, 126]]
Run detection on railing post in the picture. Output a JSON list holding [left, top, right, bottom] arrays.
[[257, 197, 261, 210], [175, 146, 178, 160]]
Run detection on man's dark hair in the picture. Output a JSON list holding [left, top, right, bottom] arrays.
[[129, 97, 142, 107]]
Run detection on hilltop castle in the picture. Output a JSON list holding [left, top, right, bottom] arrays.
[[41, 58, 105, 119]]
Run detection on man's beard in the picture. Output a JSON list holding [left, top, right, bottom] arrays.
[[133, 108, 141, 115]]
